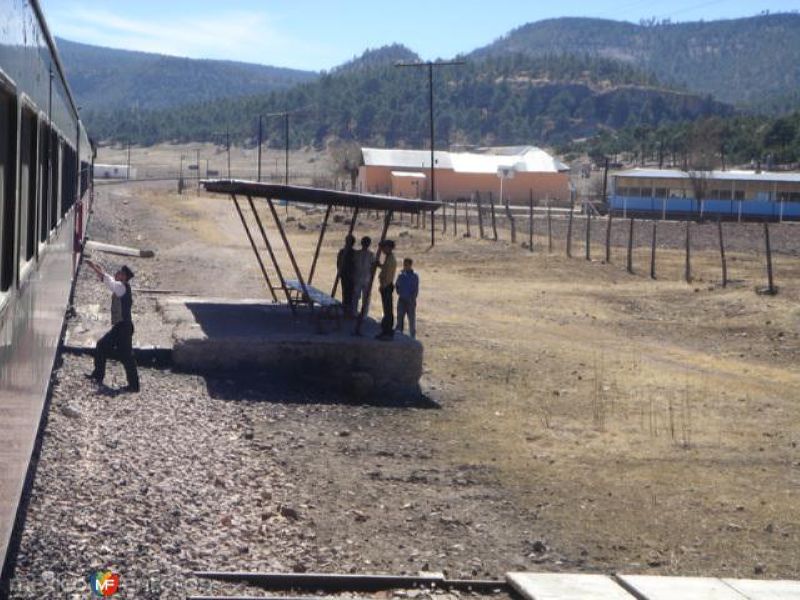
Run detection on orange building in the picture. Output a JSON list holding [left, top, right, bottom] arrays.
[[358, 146, 571, 205]]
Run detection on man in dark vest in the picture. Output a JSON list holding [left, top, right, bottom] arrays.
[[84, 259, 140, 392]]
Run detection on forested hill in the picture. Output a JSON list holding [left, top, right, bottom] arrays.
[[85, 53, 733, 147], [56, 37, 318, 111], [470, 14, 800, 108]]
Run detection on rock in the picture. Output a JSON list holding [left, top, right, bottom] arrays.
[[530, 540, 547, 554], [61, 404, 81, 419], [279, 505, 300, 520]]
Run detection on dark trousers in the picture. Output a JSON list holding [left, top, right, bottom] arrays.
[[380, 284, 394, 336], [94, 321, 139, 388], [341, 275, 355, 316]]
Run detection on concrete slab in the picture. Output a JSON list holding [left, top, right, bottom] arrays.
[[507, 572, 634, 600], [617, 575, 747, 599], [723, 579, 800, 599], [161, 297, 424, 398]]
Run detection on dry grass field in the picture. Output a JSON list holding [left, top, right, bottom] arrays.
[[89, 146, 800, 578]]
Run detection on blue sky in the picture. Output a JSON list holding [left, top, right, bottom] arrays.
[[41, 0, 799, 71]]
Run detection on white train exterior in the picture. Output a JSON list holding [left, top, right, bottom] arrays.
[[0, 0, 93, 587]]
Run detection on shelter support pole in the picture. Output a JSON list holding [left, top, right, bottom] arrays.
[[453, 201, 458, 237], [356, 209, 394, 335], [266, 196, 310, 305], [605, 211, 613, 263], [430, 210, 435, 247], [465, 197, 471, 238], [308, 204, 332, 285], [331, 207, 361, 297], [246, 195, 293, 310], [231, 194, 278, 303], [547, 199, 553, 252]]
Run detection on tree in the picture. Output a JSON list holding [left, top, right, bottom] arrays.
[[328, 139, 362, 190]]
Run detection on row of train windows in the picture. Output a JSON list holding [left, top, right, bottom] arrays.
[[617, 187, 750, 201], [0, 85, 78, 294]]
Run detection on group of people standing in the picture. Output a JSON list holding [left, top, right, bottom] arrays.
[[337, 235, 419, 340]]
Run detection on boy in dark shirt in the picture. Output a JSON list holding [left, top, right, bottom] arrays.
[[395, 258, 419, 339]]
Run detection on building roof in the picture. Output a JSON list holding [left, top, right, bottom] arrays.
[[613, 168, 800, 184], [362, 146, 569, 174], [202, 180, 441, 213]]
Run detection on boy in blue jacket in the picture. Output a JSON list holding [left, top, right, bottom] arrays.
[[395, 258, 419, 339]]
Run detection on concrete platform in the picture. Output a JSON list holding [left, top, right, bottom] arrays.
[[507, 573, 800, 600], [161, 298, 424, 397], [507, 572, 633, 600]]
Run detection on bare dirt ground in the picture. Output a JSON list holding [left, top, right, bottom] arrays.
[[8, 148, 800, 597]]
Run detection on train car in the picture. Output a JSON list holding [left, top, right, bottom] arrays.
[[608, 168, 800, 221], [0, 0, 93, 586]]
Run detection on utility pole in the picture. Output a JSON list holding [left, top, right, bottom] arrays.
[[395, 60, 464, 207], [257, 115, 263, 182], [265, 106, 312, 188], [226, 126, 231, 179]]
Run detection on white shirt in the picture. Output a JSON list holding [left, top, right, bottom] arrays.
[[103, 273, 127, 298]]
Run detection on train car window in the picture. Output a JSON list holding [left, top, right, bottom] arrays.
[[80, 160, 89, 198], [0, 89, 18, 292], [61, 143, 75, 216], [19, 108, 37, 264], [38, 122, 49, 243], [49, 132, 60, 231]]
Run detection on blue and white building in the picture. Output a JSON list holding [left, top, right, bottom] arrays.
[[609, 168, 800, 221]]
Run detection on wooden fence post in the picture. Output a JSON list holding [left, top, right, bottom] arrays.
[[505, 201, 516, 244], [650, 220, 657, 279], [566, 197, 575, 257], [528, 191, 534, 252], [477, 193, 485, 239], [430, 210, 436, 247], [718, 218, 727, 287], [684, 220, 692, 283], [465, 196, 472, 237], [547, 198, 553, 253], [627, 218, 635, 274], [442, 200, 447, 235], [453, 201, 458, 237], [489, 192, 498, 241], [585, 202, 592, 261], [605, 211, 613, 263], [764, 221, 776, 294]]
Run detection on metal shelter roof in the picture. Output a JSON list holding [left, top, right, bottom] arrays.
[[202, 180, 441, 213]]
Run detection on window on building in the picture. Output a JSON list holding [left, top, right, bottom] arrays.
[[654, 188, 668, 198], [0, 87, 18, 292], [734, 190, 745, 201]]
